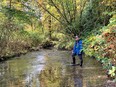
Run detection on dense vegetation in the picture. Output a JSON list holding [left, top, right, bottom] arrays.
[[0, 0, 116, 79]]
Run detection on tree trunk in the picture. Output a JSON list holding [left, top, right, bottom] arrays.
[[9, 0, 12, 8], [48, 16, 52, 39]]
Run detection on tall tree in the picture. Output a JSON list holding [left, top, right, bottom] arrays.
[[37, 0, 87, 35]]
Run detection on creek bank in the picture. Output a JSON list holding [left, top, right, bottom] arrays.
[[0, 40, 54, 62], [0, 46, 40, 62]]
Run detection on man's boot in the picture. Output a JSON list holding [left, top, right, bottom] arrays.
[[72, 57, 76, 65], [80, 60, 83, 67]]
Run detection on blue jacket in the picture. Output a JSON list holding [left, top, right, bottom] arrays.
[[73, 39, 83, 55]]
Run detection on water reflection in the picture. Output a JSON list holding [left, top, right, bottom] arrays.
[[38, 50, 106, 87], [0, 50, 106, 87], [0, 62, 24, 87], [72, 66, 83, 87], [0, 51, 45, 87], [60, 66, 83, 87]]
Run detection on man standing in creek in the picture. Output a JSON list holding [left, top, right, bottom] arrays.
[[72, 35, 83, 67]]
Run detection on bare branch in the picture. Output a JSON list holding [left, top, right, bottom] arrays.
[[49, 0, 70, 24], [36, 0, 65, 25]]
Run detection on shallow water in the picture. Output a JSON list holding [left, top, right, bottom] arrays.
[[0, 49, 106, 87]]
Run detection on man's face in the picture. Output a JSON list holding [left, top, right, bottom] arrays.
[[75, 36, 79, 41]]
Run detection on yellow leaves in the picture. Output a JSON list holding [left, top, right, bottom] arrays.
[[94, 46, 99, 51], [108, 66, 116, 77], [14, 3, 22, 10], [2, 0, 9, 5], [46, 4, 50, 8], [38, 0, 43, 5], [88, 36, 96, 41]]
